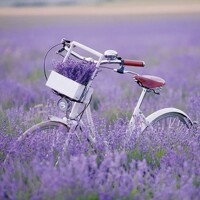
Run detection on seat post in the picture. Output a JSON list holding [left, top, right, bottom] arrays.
[[133, 88, 147, 115]]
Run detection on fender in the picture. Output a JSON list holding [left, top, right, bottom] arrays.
[[48, 115, 71, 128], [146, 107, 193, 126], [48, 115, 86, 131]]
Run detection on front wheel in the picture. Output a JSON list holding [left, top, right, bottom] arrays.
[[142, 108, 194, 148], [5, 121, 70, 164]]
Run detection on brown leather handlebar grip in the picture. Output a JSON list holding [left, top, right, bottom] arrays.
[[123, 59, 145, 67]]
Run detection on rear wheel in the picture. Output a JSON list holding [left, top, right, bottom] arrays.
[[128, 110, 194, 167], [143, 110, 193, 148]]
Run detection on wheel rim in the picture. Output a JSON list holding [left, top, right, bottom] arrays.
[[6, 121, 69, 164], [142, 113, 192, 149]]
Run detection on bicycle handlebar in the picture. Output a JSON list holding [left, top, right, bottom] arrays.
[[59, 39, 145, 70], [62, 46, 145, 67]]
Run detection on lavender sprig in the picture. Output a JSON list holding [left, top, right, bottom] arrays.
[[54, 58, 96, 86]]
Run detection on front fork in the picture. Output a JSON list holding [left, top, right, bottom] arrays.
[[49, 101, 96, 142]]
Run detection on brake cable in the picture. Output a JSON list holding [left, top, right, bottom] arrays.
[[43, 43, 62, 80]]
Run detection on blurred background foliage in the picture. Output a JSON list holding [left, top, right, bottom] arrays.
[[0, 0, 199, 7]]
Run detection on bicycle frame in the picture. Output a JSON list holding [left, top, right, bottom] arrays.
[[85, 87, 149, 141], [47, 40, 193, 143]]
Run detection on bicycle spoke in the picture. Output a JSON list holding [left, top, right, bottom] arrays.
[[142, 111, 193, 149]]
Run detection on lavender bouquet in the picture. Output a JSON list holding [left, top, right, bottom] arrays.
[[54, 58, 96, 86]]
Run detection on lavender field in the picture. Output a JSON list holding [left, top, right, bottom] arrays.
[[0, 10, 200, 200]]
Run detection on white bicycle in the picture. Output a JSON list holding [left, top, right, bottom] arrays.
[[5, 39, 195, 163]]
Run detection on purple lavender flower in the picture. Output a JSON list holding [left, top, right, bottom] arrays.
[[1, 11, 200, 200], [54, 58, 96, 86]]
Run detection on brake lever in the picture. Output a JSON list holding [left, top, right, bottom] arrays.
[[56, 39, 71, 54], [56, 47, 65, 54], [116, 66, 125, 74], [113, 68, 138, 75], [61, 38, 71, 44]]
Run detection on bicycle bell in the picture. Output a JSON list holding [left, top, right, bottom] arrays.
[[104, 50, 118, 60]]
